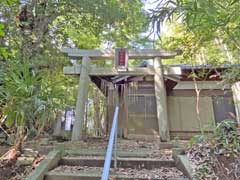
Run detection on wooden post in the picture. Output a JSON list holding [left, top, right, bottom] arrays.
[[123, 87, 128, 138], [154, 57, 170, 141], [232, 81, 240, 125], [118, 86, 128, 138], [71, 56, 90, 141]]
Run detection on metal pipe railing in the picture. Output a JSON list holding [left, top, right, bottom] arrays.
[[101, 106, 119, 180]]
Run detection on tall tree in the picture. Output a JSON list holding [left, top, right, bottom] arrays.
[[0, 0, 149, 145], [0, 0, 147, 61]]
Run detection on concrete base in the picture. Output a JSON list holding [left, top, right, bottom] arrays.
[[26, 150, 61, 180], [172, 148, 195, 180]]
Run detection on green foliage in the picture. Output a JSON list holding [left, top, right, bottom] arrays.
[[188, 119, 240, 179], [214, 119, 240, 154], [0, 62, 66, 134], [188, 134, 207, 147], [0, 0, 148, 61], [157, 21, 237, 66], [0, 0, 17, 6], [51, 0, 148, 48], [0, 0, 149, 138], [0, 0, 19, 60], [0, 24, 5, 37], [152, 0, 240, 68], [222, 66, 240, 84], [0, 21, 7, 60], [188, 119, 240, 155]]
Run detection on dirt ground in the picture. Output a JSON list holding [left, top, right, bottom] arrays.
[[187, 143, 240, 180], [0, 140, 53, 180], [214, 155, 240, 180], [0, 143, 31, 180], [0, 144, 10, 156], [0, 160, 32, 180]]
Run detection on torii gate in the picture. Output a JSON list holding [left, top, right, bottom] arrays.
[[62, 48, 181, 141]]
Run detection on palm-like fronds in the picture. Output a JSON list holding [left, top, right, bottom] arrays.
[[0, 62, 65, 135]]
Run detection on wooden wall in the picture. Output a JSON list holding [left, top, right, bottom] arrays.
[[167, 96, 215, 138], [107, 78, 235, 140], [167, 88, 235, 139]]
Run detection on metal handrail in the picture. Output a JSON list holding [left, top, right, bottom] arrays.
[[101, 106, 119, 180]]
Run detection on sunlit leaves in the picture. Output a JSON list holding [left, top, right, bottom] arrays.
[[51, 0, 147, 48], [0, 24, 5, 37], [153, 0, 240, 69], [153, 0, 240, 50], [0, 0, 17, 6]]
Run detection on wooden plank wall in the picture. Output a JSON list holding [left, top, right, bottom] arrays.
[[167, 96, 215, 138]]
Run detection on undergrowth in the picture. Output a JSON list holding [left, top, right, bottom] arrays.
[[187, 119, 240, 180]]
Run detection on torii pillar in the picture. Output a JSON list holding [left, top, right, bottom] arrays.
[[71, 56, 90, 141], [154, 57, 170, 141]]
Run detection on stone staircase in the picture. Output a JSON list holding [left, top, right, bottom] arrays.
[[27, 139, 192, 180], [45, 156, 187, 180]]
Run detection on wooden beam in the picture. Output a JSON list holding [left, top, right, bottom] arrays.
[[63, 66, 182, 76], [154, 57, 170, 142], [61, 48, 179, 59], [232, 81, 240, 124], [64, 66, 155, 75], [174, 81, 230, 90], [71, 57, 90, 141]]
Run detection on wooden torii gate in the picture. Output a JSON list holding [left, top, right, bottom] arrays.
[[62, 48, 181, 141]]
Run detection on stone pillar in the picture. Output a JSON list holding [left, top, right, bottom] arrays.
[[53, 111, 64, 136], [154, 57, 170, 141], [71, 56, 90, 141], [232, 81, 240, 125]]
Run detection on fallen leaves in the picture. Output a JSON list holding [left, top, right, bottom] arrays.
[[1, 147, 19, 162], [52, 165, 185, 179], [32, 155, 45, 168], [187, 120, 240, 180], [0, 147, 45, 180], [0, 160, 32, 180]]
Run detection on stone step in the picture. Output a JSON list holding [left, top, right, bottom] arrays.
[[45, 168, 188, 180], [64, 150, 150, 158], [60, 157, 175, 169]]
